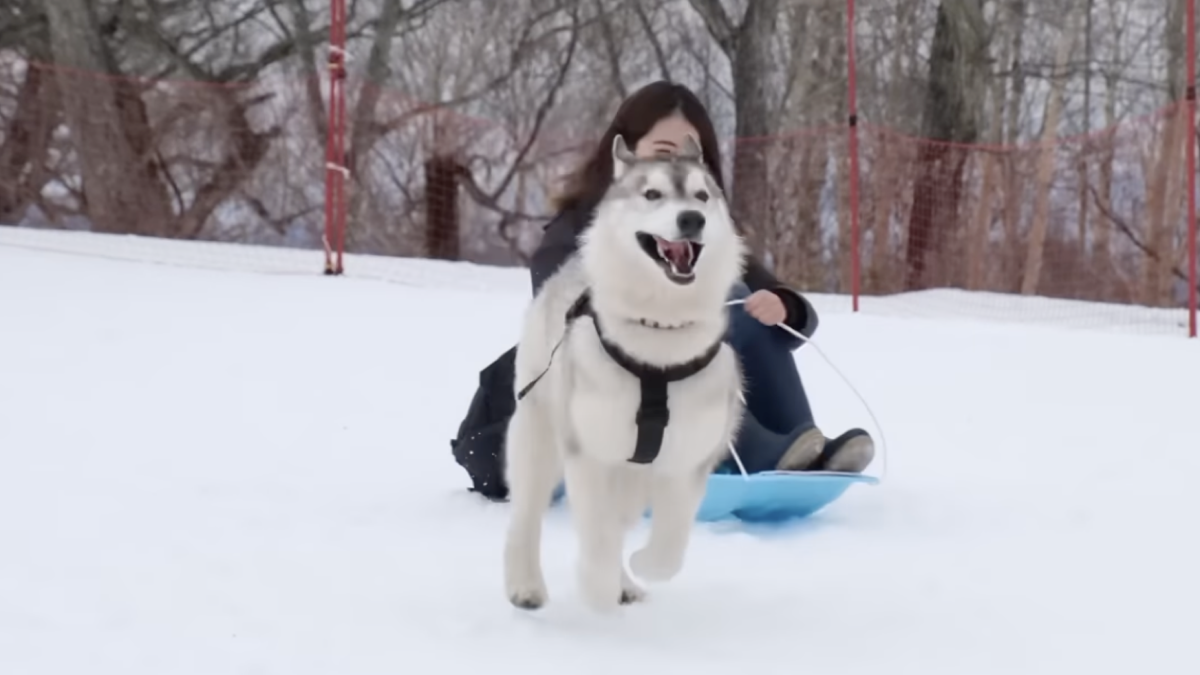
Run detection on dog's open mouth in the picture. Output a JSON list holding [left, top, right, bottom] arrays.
[[637, 233, 704, 284]]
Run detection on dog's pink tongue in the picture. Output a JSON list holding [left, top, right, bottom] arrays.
[[656, 238, 693, 271]]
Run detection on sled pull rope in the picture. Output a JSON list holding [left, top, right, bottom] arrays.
[[725, 299, 888, 483]]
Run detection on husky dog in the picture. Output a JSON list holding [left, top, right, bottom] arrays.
[[503, 133, 747, 613]]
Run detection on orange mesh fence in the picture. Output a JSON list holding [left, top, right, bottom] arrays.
[[334, 78, 592, 265], [854, 106, 1194, 310], [710, 106, 1196, 334], [1, 58, 1195, 336]]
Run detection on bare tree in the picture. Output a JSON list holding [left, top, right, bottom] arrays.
[[1020, 11, 1079, 295], [42, 0, 176, 235], [0, 2, 57, 224], [686, 0, 782, 259], [0, 0, 1186, 314], [902, 0, 989, 290], [1137, 0, 1190, 306], [324, 0, 587, 258]]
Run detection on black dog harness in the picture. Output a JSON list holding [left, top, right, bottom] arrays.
[[516, 291, 723, 464]]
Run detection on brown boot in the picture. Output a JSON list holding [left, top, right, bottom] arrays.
[[776, 427, 875, 473], [814, 429, 875, 473], [775, 427, 826, 471]]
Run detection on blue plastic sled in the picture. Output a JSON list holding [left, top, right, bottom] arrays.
[[551, 470, 878, 524]]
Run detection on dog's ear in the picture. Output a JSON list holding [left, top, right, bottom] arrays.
[[679, 133, 704, 162], [612, 134, 637, 179]]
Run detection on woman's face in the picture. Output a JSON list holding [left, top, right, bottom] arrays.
[[634, 113, 700, 159]]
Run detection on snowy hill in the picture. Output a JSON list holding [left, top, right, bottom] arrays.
[[0, 227, 1196, 675]]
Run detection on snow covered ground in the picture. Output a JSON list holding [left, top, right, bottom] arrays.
[[1, 227, 1197, 675]]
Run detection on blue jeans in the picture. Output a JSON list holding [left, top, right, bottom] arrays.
[[719, 283, 817, 473]]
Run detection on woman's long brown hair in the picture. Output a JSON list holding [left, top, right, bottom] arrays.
[[552, 81, 725, 214]]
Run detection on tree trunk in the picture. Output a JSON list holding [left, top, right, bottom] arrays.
[[284, 0, 328, 141], [903, 0, 987, 290], [1020, 15, 1078, 295], [728, 0, 781, 260], [42, 0, 173, 236], [965, 60, 1009, 291], [0, 63, 58, 224], [1000, 1, 1028, 284], [1094, 5, 1121, 299], [867, 133, 901, 292], [687, 0, 782, 263], [343, 0, 408, 253], [1154, 0, 1189, 305]]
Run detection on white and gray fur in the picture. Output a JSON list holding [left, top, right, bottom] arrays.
[[502, 133, 748, 613]]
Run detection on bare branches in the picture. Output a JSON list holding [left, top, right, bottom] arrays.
[[686, 0, 737, 53], [631, 0, 672, 82], [347, 0, 409, 171], [1089, 183, 1197, 292], [0, 0, 47, 54], [470, 5, 582, 211], [1, 0, 1190, 296], [273, 0, 327, 138], [591, 0, 627, 99]]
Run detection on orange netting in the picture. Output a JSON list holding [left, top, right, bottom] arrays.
[[0, 55, 1195, 335]]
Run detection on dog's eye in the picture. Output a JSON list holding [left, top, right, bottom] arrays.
[[644, 189, 663, 201], [694, 191, 709, 202]]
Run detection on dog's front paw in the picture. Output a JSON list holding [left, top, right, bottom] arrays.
[[629, 545, 683, 583], [620, 569, 647, 605], [505, 550, 548, 610], [507, 578, 548, 611], [505, 523, 549, 610]]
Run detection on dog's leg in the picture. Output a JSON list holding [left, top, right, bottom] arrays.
[[616, 467, 651, 605], [503, 403, 561, 610], [629, 466, 708, 583], [563, 453, 625, 612]]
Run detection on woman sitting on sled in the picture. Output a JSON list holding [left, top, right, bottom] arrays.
[[450, 80, 874, 500]]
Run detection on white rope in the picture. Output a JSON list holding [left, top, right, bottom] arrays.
[[515, 296, 888, 485], [724, 299, 888, 483], [327, 45, 353, 61]]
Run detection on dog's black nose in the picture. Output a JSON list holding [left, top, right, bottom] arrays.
[[676, 210, 706, 238]]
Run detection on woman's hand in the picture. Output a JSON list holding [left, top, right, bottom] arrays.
[[743, 290, 787, 326]]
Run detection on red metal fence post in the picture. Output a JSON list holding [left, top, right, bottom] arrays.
[[333, 0, 349, 275], [323, 0, 348, 275], [847, 0, 861, 312], [1187, 0, 1197, 337]]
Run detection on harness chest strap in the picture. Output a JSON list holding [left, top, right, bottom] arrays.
[[517, 291, 722, 465]]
